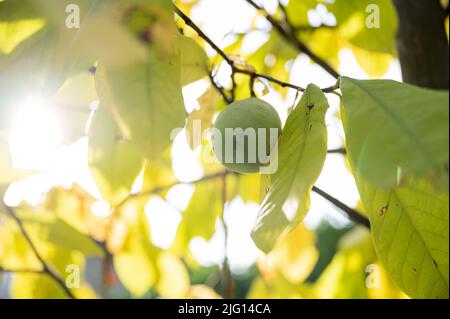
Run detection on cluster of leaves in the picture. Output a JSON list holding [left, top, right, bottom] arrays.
[[0, 0, 449, 299]]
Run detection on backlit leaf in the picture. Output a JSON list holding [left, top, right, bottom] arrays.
[[355, 175, 449, 298], [252, 84, 329, 253], [327, 0, 397, 54], [258, 224, 319, 283], [340, 77, 449, 190], [88, 106, 144, 205], [95, 38, 186, 161], [113, 199, 160, 296], [180, 36, 209, 86]]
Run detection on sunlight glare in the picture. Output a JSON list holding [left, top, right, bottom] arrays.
[[145, 196, 182, 249], [91, 200, 112, 218], [8, 96, 63, 172]]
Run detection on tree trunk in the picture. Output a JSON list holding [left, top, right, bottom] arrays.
[[392, 0, 449, 90]]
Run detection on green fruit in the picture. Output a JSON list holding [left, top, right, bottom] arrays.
[[212, 98, 282, 174]]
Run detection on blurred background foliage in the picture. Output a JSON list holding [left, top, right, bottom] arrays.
[[0, 0, 448, 299]]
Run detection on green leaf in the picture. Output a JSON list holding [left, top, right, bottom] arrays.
[[355, 175, 449, 298], [88, 106, 144, 205], [95, 38, 186, 161], [327, 0, 397, 54], [252, 84, 329, 253], [341, 102, 449, 298], [179, 36, 209, 86], [285, 0, 318, 27], [340, 77, 449, 190]]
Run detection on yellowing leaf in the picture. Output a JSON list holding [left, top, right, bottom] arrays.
[[16, 209, 101, 258], [259, 224, 318, 283], [252, 84, 329, 253], [10, 254, 96, 299], [188, 285, 222, 299], [247, 273, 304, 299], [113, 200, 160, 297], [0, 18, 44, 54], [308, 28, 341, 69], [366, 261, 408, 299], [1, 208, 101, 298], [352, 47, 393, 78], [237, 173, 261, 204], [156, 252, 190, 298]]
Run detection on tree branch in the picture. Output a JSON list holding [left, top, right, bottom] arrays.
[[312, 186, 370, 229], [209, 72, 233, 104], [0, 267, 44, 274], [1, 204, 76, 299], [392, 0, 449, 89], [220, 174, 235, 299], [115, 168, 368, 230], [244, 0, 340, 79], [173, 5, 339, 99], [292, 25, 337, 32]]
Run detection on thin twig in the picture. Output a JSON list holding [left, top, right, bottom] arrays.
[[2, 205, 76, 299], [327, 148, 347, 155], [244, 0, 340, 79], [209, 73, 232, 104], [0, 267, 44, 274], [174, 5, 339, 97], [115, 171, 234, 211]]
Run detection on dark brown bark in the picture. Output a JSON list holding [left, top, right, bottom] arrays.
[[392, 0, 449, 90]]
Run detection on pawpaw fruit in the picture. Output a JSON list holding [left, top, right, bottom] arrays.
[[211, 98, 282, 174]]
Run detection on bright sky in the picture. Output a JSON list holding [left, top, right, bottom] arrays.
[[3, 0, 402, 272]]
